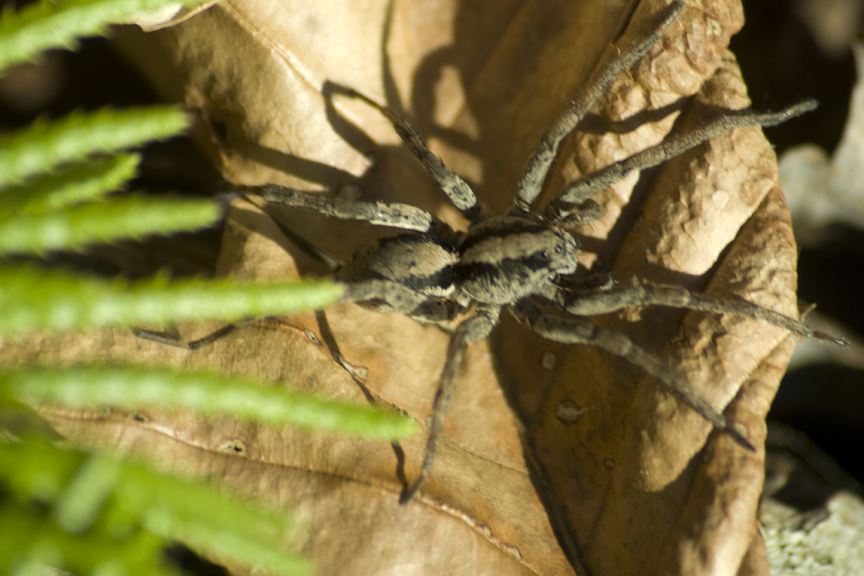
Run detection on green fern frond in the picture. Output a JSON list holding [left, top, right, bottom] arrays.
[[1, 503, 174, 576], [157, 521, 308, 576], [53, 455, 123, 533], [0, 107, 188, 188], [118, 462, 308, 574], [0, 444, 308, 575], [5, 367, 416, 439], [0, 0, 211, 71], [0, 0, 344, 574], [0, 266, 344, 335], [0, 438, 84, 504], [0, 154, 139, 217], [0, 445, 172, 576], [0, 193, 220, 255]]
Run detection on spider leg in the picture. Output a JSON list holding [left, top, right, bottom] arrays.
[[514, 1, 685, 213], [545, 198, 602, 227], [244, 183, 445, 233], [554, 284, 850, 347], [342, 279, 458, 322], [255, 200, 343, 273], [348, 92, 482, 222], [133, 279, 453, 351], [510, 300, 755, 451], [133, 318, 259, 350], [400, 304, 501, 504], [547, 101, 819, 219]]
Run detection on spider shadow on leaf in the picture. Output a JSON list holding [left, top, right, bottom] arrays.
[[135, 1, 848, 507]]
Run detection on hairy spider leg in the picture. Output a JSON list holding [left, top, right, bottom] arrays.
[[510, 300, 755, 450], [348, 91, 483, 223], [133, 0, 844, 508], [514, 0, 686, 212], [400, 305, 502, 504], [134, 184, 453, 349], [248, 183, 444, 233], [133, 274, 451, 351], [547, 101, 819, 218], [133, 318, 260, 351], [554, 284, 850, 347], [359, 2, 690, 503]]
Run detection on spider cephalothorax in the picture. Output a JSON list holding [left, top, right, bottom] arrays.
[[139, 0, 847, 504]]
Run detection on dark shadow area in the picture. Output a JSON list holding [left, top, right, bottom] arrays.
[[797, 226, 864, 335], [764, 423, 862, 513], [577, 101, 687, 136], [163, 544, 229, 576], [734, 0, 864, 486], [0, 34, 226, 279], [238, 142, 360, 189], [0, 37, 159, 126], [731, 0, 855, 156], [772, 364, 864, 483]]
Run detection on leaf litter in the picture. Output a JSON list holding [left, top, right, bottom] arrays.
[[2, 1, 813, 574]]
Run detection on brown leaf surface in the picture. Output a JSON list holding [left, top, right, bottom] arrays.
[[490, 3, 797, 575], [5, 0, 803, 574]]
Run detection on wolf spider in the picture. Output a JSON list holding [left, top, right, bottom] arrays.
[[138, 1, 847, 504]]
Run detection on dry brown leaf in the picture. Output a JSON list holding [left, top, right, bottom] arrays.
[[4, 0, 805, 574], [492, 2, 798, 575], [5, 210, 565, 574], [119, 2, 218, 32]]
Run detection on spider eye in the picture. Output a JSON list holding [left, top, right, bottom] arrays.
[[542, 250, 549, 259], [555, 245, 562, 253]]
